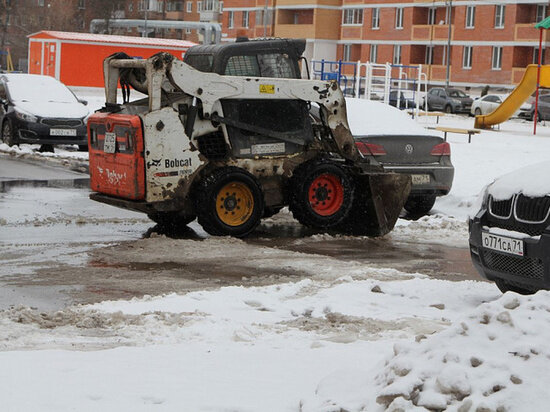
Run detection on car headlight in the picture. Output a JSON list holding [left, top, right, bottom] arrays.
[[14, 108, 37, 123]]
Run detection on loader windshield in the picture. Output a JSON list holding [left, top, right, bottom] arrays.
[[224, 54, 297, 78]]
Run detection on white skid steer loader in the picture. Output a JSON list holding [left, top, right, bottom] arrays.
[[87, 39, 410, 237]]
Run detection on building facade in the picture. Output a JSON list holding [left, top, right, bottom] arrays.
[[221, 0, 550, 88]]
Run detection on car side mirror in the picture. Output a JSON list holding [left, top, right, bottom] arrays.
[[78, 99, 88, 106]]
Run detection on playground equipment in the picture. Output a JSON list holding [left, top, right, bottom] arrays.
[[0, 48, 14, 72], [311, 60, 427, 115], [474, 64, 550, 129]]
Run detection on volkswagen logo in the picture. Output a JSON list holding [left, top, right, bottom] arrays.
[[404, 144, 414, 154]]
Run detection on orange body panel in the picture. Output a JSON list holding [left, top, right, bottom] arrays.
[[88, 113, 145, 200]]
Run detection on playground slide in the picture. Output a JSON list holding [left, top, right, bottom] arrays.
[[474, 64, 550, 129]]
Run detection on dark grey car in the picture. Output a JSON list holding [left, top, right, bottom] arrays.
[[347, 98, 454, 215], [424, 87, 473, 114], [519, 93, 550, 121]]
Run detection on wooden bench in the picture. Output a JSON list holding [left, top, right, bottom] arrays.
[[434, 126, 481, 143], [409, 111, 445, 124]]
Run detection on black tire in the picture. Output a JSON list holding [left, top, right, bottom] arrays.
[[531, 111, 543, 122], [404, 194, 437, 216], [444, 104, 453, 114], [1, 119, 16, 146], [289, 159, 354, 230], [194, 167, 264, 237], [474, 108, 482, 116], [263, 206, 282, 218], [147, 211, 196, 229], [495, 279, 535, 295]]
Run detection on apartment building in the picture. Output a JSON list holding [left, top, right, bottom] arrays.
[[222, 0, 550, 88]]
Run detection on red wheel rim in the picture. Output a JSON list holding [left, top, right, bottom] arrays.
[[308, 173, 344, 216]]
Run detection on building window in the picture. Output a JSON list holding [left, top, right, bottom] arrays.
[[228, 11, 234, 28], [395, 7, 403, 29], [495, 5, 505, 28], [38, 0, 44, 5], [425, 45, 433, 64], [537, 5, 547, 22], [78, 0, 85, 9], [463, 46, 472, 69], [187, 1, 192, 12], [242, 10, 249, 28], [492, 46, 502, 69], [219, 1, 223, 12], [343, 44, 351, 61], [203, 0, 217, 11], [370, 44, 377, 63], [372, 8, 380, 29], [343, 8, 363, 25], [256, 9, 263, 25], [186, 28, 192, 34], [465, 6, 475, 28], [197, 1, 202, 11], [428, 7, 436, 25], [393, 45, 402, 64]]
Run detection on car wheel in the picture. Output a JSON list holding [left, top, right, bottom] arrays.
[[404, 194, 437, 216], [1, 119, 16, 146], [474, 108, 482, 116], [495, 279, 535, 295], [195, 167, 264, 237], [444, 104, 453, 114], [289, 159, 355, 230]]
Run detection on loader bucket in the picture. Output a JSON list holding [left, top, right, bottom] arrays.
[[340, 172, 412, 237]]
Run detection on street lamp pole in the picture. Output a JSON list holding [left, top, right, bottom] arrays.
[[144, 0, 149, 37], [445, 0, 452, 87]]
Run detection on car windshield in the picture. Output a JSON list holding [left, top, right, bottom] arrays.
[[448, 89, 467, 98], [6, 75, 78, 104]]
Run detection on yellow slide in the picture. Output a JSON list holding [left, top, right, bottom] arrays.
[[474, 64, 550, 128]]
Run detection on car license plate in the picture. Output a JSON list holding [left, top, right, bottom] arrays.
[[411, 174, 430, 185], [104, 132, 116, 154], [50, 128, 77, 136], [481, 232, 524, 256]]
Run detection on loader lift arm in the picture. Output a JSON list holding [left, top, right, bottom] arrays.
[[104, 52, 361, 163]]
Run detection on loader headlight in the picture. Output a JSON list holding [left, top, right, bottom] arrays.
[[14, 108, 37, 123]]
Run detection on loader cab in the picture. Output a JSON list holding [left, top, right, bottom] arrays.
[[183, 38, 305, 79], [185, 38, 313, 160]]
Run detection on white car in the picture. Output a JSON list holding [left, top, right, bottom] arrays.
[[470, 93, 530, 117]]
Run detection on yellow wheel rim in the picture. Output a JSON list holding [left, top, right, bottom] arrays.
[[216, 182, 254, 227]]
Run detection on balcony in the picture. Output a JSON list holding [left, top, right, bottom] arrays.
[[412, 25, 432, 41], [432, 24, 453, 41], [425, 64, 447, 81], [274, 23, 315, 38], [199, 10, 221, 21], [515, 23, 542, 41]]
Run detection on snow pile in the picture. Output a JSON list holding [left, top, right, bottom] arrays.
[[345, 98, 434, 137], [374, 291, 550, 411], [488, 161, 550, 200]]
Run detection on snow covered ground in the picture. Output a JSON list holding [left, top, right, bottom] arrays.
[[2, 89, 550, 411]]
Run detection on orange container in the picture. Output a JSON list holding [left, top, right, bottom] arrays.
[[88, 112, 145, 200], [28, 31, 196, 87]]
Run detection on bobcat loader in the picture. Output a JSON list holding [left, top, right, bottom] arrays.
[[87, 39, 410, 237]]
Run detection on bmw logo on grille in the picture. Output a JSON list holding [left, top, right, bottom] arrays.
[[404, 144, 414, 154]]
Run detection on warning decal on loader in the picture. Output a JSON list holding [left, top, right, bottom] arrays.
[[259, 84, 275, 94]]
